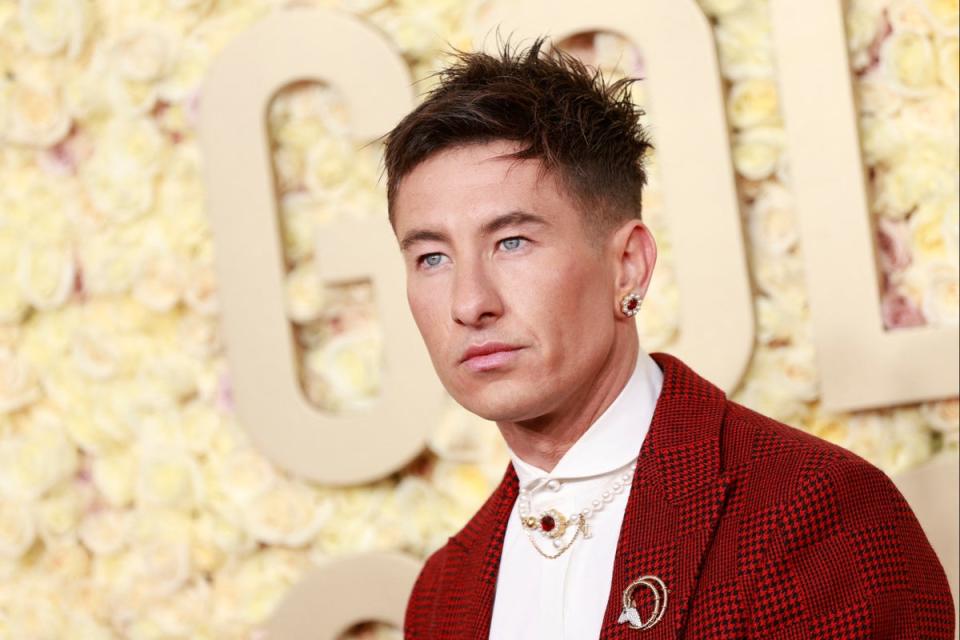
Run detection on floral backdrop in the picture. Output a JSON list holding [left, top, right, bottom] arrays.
[[0, 0, 957, 637]]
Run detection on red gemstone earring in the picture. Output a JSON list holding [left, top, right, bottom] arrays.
[[620, 292, 643, 317]]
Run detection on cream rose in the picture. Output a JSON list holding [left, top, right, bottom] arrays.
[[243, 480, 329, 547], [427, 404, 499, 463], [137, 448, 203, 510], [882, 29, 939, 95], [0, 500, 36, 559], [749, 182, 798, 256], [728, 78, 781, 129], [732, 126, 785, 181], [217, 447, 278, 505], [182, 260, 220, 317], [916, 0, 960, 34], [0, 415, 77, 500], [889, 0, 934, 33], [18, 0, 88, 57], [0, 348, 42, 414], [132, 247, 186, 312], [4, 78, 71, 148], [281, 191, 324, 263], [920, 398, 960, 433], [939, 37, 959, 92], [79, 508, 132, 556], [305, 327, 383, 409], [715, 5, 775, 80], [697, 0, 746, 18], [285, 259, 326, 324], [111, 25, 177, 82], [35, 482, 88, 545], [15, 242, 75, 311], [920, 259, 960, 324]]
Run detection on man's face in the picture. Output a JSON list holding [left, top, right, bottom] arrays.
[[392, 140, 622, 423]]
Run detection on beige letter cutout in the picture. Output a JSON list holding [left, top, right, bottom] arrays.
[[199, 9, 443, 486], [770, 0, 959, 412], [472, 0, 756, 392]]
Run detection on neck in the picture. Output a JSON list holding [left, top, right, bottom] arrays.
[[496, 333, 640, 473]]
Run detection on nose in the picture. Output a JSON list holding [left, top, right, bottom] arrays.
[[450, 255, 503, 327]]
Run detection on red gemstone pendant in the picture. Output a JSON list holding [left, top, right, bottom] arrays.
[[627, 298, 638, 310], [540, 515, 556, 532]]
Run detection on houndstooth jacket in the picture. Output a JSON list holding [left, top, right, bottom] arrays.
[[404, 352, 956, 639]]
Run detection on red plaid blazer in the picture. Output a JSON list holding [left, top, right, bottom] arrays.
[[404, 352, 955, 639]]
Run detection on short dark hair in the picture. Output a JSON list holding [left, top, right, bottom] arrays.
[[382, 37, 654, 238]]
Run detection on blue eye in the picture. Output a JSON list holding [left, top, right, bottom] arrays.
[[418, 253, 447, 268], [499, 237, 526, 251]]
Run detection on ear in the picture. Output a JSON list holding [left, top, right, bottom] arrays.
[[611, 219, 657, 301]]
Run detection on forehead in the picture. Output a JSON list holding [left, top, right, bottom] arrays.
[[391, 140, 581, 234]]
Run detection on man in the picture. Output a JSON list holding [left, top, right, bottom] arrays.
[[382, 39, 955, 639]]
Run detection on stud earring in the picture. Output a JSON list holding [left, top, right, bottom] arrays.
[[620, 292, 643, 317]]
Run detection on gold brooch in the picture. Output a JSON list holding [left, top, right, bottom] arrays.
[[617, 575, 669, 630]]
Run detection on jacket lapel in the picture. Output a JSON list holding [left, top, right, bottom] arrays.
[[598, 352, 732, 639], [448, 351, 731, 640]]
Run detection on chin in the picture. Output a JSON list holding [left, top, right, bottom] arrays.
[[450, 380, 545, 423]]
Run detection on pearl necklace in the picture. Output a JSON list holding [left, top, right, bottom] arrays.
[[517, 461, 637, 559]]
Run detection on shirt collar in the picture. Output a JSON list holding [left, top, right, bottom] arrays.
[[507, 346, 664, 489]]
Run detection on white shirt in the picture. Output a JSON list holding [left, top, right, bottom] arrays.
[[489, 348, 664, 640]]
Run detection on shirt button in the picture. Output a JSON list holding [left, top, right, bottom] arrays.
[[546, 479, 562, 492]]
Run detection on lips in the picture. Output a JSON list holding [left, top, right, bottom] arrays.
[[460, 342, 523, 364]]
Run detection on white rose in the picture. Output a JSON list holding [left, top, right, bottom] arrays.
[[92, 449, 135, 508], [35, 481, 88, 545], [137, 448, 203, 510], [841, 409, 933, 474], [217, 448, 277, 505], [749, 181, 798, 255], [111, 25, 177, 82], [882, 29, 939, 96], [915, 0, 960, 35], [132, 248, 185, 312], [0, 413, 77, 500], [732, 126, 785, 181], [18, 0, 87, 58], [697, 0, 746, 18], [855, 76, 906, 118], [157, 36, 210, 103], [70, 327, 121, 380], [133, 537, 192, 596], [4, 79, 71, 148], [79, 508, 132, 556], [179, 400, 221, 454], [15, 242, 74, 311], [0, 348, 42, 414], [74, 229, 141, 295], [0, 500, 36, 559], [305, 327, 383, 409], [727, 78, 781, 129], [873, 138, 957, 218], [244, 480, 329, 547], [756, 292, 807, 346], [732, 378, 810, 426], [920, 259, 960, 323], [715, 4, 775, 80], [280, 191, 324, 263], [939, 37, 959, 92], [177, 312, 221, 359], [303, 137, 353, 197], [284, 259, 326, 324], [920, 397, 959, 433], [0, 234, 29, 323], [636, 264, 679, 350], [427, 404, 499, 463], [889, 0, 934, 33], [182, 260, 220, 317]]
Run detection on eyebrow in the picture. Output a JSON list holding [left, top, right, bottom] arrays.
[[399, 210, 549, 252]]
